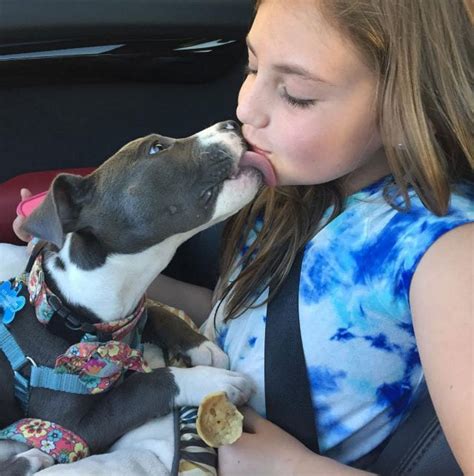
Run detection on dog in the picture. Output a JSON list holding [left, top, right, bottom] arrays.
[[0, 120, 266, 475]]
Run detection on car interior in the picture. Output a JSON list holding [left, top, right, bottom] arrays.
[[0, 1, 462, 474]]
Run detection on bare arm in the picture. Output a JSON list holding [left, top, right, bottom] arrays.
[[147, 274, 213, 327], [219, 407, 375, 475], [410, 223, 473, 473]]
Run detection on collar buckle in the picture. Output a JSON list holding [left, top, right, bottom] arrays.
[[47, 295, 84, 331]]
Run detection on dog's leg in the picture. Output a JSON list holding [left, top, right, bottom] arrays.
[[0, 441, 30, 465], [170, 365, 254, 407], [35, 414, 175, 476], [0, 447, 54, 476], [66, 366, 253, 454], [144, 304, 229, 368], [109, 412, 176, 472], [36, 448, 171, 476]]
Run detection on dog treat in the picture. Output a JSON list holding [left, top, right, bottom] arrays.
[[196, 392, 243, 447]]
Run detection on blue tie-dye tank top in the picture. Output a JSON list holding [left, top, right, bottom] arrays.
[[202, 177, 474, 464]]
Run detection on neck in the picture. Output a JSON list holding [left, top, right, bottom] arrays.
[[342, 147, 390, 195], [43, 231, 197, 322]]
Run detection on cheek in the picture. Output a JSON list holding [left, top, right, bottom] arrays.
[[291, 99, 379, 161], [268, 124, 324, 182], [270, 110, 382, 185], [328, 87, 380, 153], [276, 121, 325, 161]]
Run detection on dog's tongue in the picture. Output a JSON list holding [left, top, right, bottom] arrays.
[[239, 151, 277, 187]]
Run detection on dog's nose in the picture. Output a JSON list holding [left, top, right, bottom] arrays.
[[219, 120, 240, 132]]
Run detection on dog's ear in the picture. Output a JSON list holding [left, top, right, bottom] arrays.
[[21, 173, 91, 249]]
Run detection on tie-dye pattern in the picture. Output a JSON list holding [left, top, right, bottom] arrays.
[[202, 178, 473, 464]]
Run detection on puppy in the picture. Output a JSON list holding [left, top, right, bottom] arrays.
[[0, 121, 269, 475]]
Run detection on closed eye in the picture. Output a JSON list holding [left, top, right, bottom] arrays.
[[282, 89, 317, 109]]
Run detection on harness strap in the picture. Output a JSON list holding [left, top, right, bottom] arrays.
[[0, 324, 89, 411], [0, 418, 90, 464], [30, 367, 89, 395], [0, 323, 29, 372]]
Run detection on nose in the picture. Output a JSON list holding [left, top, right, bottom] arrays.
[[236, 76, 269, 129], [219, 120, 240, 132]]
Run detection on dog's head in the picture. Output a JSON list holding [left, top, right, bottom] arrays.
[[21, 121, 273, 267]]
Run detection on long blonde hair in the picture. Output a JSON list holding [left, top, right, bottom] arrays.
[[217, 0, 474, 320]]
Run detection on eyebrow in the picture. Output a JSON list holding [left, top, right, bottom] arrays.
[[246, 36, 332, 85]]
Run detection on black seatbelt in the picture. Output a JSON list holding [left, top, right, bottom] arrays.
[[264, 249, 320, 454]]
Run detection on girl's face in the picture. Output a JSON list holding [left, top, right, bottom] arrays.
[[237, 0, 389, 191]]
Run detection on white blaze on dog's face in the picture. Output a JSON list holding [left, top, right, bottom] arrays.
[[194, 122, 262, 225]]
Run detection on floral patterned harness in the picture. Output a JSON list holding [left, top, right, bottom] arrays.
[[0, 419, 90, 464], [0, 253, 149, 463]]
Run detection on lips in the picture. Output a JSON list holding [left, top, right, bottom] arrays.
[[239, 150, 277, 187]]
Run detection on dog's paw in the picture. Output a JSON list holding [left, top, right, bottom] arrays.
[[185, 341, 229, 369], [171, 366, 255, 407], [0, 448, 54, 476]]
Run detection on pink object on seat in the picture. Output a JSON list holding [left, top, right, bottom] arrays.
[[0, 168, 94, 244], [16, 191, 48, 217]]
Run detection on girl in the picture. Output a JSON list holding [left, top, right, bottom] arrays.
[[206, 0, 473, 473], [13, 0, 473, 474]]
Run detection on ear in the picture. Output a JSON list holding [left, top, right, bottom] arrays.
[[21, 173, 91, 249]]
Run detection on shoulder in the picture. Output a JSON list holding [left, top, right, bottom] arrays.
[[323, 183, 473, 276], [409, 222, 473, 472], [311, 183, 473, 314], [327, 180, 473, 246], [410, 221, 472, 318], [370, 184, 473, 290], [400, 184, 473, 275], [410, 221, 473, 307]]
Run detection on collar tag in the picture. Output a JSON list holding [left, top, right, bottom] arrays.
[[0, 281, 26, 325]]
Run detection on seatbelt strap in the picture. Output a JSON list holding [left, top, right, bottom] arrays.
[[264, 248, 320, 454]]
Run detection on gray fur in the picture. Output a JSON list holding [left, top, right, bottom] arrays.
[[0, 121, 258, 474]]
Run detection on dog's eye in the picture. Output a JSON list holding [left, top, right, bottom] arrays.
[[149, 141, 167, 155], [202, 188, 214, 205]]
